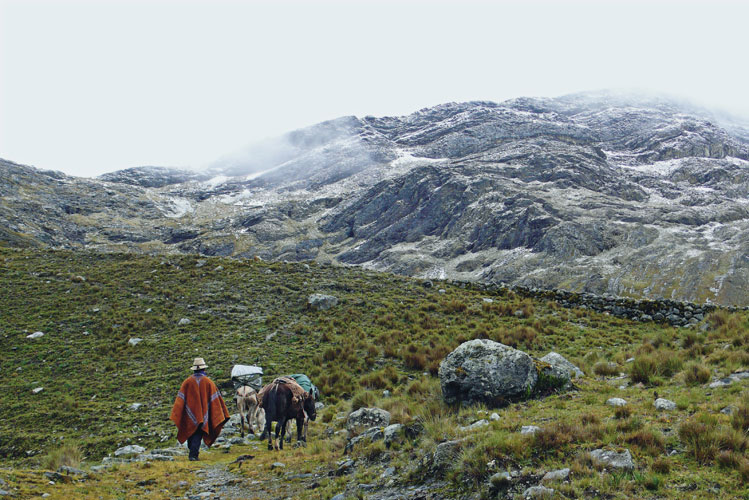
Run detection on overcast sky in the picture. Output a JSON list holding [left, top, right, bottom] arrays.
[[1, 0, 747, 178]]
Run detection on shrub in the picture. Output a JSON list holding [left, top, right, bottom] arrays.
[[679, 414, 747, 464], [683, 362, 711, 385], [42, 443, 83, 470], [731, 400, 749, 433], [625, 428, 666, 456], [593, 361, 619, 377], [630, 355, 658, 384], [614, 405, 632, 420], [350, 391, 377, 411], [716, 450, 743, 469], [650, 457, 671, 474]]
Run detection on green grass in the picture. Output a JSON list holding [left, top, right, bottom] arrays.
[[1, 247, 749, 499]]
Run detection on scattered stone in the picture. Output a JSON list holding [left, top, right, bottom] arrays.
[[542, 468, 570, 482], [382, 390, 391, 398], [114, 444, 146, 457], [345, 427, 384, 453], [271, 462, 285, 470], [433, 440, 461, 471], [489, 471, 511, 488], [381, 466, 396, 478], [422, 280, 433, 288], [459, 419, 489, 431], [523, 485, 555, 498], [44, 471, 73, 483], [137, 454, 175, 462], [483, 298, 494, 303], [331, 495, 346, 500], [590, 448, 635, 470], [150, 447, 187, 456], [490, 412, 500, 421], [606, 398, 627, 407], [27, 331, 44, 339], [0, 491, 13, 497], [214, 266, 223, 271], [71, 275, 86, 283], [540, 352, 584, 379], [128, 403, 142, 411], [57, 465, 88, 478], [709, 378, 734, 389], [335, 459, 355, 476], [439, 339, 538, 405], [32, 387, 44, 394], [195, 259, 206, 268], [307, 294, 338, 311], [720, 406, 737, 415], [654, 398, 676, 411], [626, 357, 635, 363], [128, 338, 143, 346], [514, 309, 525, 318], [383, 424, 404, 447], [438, 289, 446, 294], [178, 318, 191, 325], [347, 407, 390, 433], [521, 425, 540, 435]]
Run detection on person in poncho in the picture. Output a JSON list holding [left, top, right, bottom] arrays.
[[170, 357, 230, 461]]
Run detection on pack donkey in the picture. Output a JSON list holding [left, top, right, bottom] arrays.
[[235, 386, 264, 437], [259, 377, 316, 450]]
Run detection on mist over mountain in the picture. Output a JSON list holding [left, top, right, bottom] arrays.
[[3, 91, 749, 305]]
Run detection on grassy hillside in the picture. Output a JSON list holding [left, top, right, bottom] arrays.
[[1, 248, 748, 499]]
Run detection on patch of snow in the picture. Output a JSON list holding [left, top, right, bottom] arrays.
[[202, 175, 229, 189], [163, 197, 194, 218], [619, 158, 685, 176]]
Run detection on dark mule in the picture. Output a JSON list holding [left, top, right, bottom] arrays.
[[260, 381, 316, 450]]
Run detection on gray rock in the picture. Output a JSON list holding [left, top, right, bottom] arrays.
[[709, 378, 734, 388], [590, 448, 635, 470], [345, 426, 384, 453], [128, 337, 143, 346], [307, 294, 338, 311], [524, 485, 555, 498], [540, 352, 583, 379], [114, 444, 146, 457], [27, 331, 44, 339], [271, 462, 285, 469], [439, 339, 538, 405], [459, 419, 489, 431], [654, 398, 676, 411], [136, 453, 174, 462], [433, 440, 461, 471], [335, 459, 355, 476], [178, 317, 191, 325], [720, 406, 737, 415], [490, 412, 500, 421], [383, 424, 404, 447], [521, 425, 540, 435], [347, 407, 390, 433], [0, 490, 12, 497], [331, 495, 346, 500], [606, 398, 627, 407], [150, 447, 187, 456], [57, 465, 88, 478], [32, 387, 44, 394], [542, 468, 570, 482], [128, 403, 142, 411], [489, 471, 511, 487]]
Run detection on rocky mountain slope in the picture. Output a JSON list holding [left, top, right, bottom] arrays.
[[2, 91, 749, 305]]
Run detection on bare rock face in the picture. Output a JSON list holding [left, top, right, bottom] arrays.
[[439, 339, 538, 406]]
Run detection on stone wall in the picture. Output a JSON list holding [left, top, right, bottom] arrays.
[[449, 281, 748, 327]]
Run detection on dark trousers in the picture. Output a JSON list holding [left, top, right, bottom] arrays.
[[187, 429, 204, 459]]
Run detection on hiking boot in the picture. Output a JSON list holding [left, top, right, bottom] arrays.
[[189, 456, 199, 461]]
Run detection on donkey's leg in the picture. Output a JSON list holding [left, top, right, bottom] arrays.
[[285, 419, 292, 443], [247, 403, 256, 434], [265, 419, 273, 451]]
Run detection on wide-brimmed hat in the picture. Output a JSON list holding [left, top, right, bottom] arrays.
[[191, 357, 208, 370]]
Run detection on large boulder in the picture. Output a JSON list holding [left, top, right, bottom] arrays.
[[307, 294, 339, 311], [439, 339, 538, 405]]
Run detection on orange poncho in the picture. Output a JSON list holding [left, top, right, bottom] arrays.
[[170, 373, 230, 446]]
